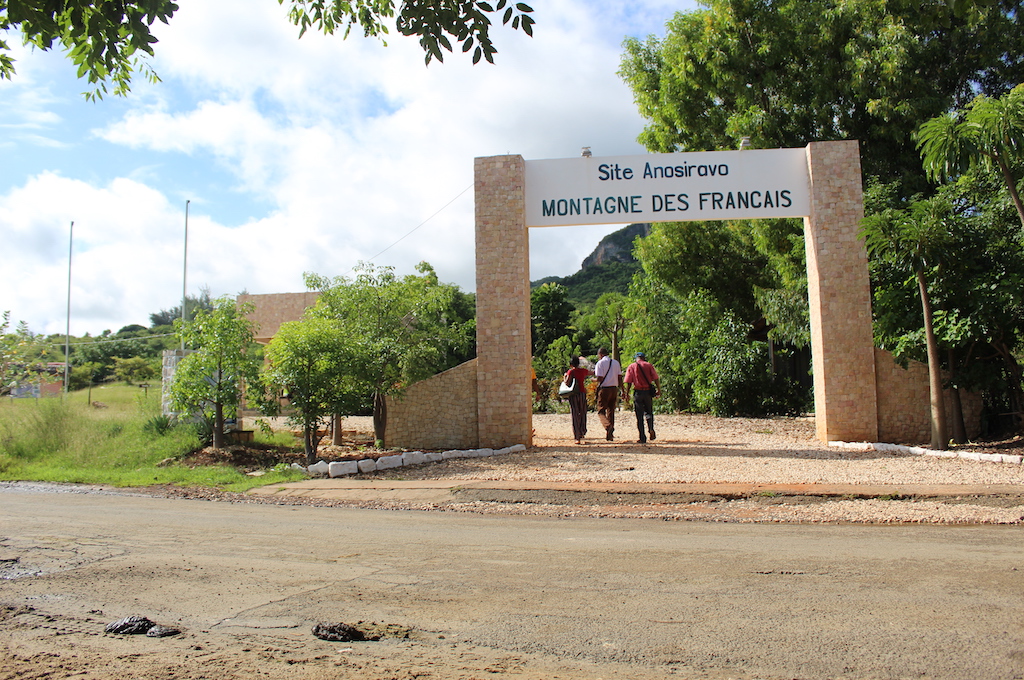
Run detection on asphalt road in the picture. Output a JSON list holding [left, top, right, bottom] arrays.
[[1, 487, 1023, 679]]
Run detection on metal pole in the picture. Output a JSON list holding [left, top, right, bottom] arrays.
[[181, 200, 190, 350], [64, 221, 73, 394]]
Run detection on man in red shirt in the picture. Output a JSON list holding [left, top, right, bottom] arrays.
[[623, 352, 661, 444]]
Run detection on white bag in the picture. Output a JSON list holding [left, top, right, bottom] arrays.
[[558, 376, 576, 396]]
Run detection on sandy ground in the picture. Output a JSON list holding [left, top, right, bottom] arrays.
[[2, 489, 1023, 680], [1, 412, 1023, 679]]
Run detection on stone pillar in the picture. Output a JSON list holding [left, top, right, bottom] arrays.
[[804, 141, 878, 442], [161, 348, 194, 416], [474, 155, 533, 448]]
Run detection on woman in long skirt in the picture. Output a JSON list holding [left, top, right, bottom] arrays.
[[564, 356, 591, 445]]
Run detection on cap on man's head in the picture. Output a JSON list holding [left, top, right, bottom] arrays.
[[635, 352, 646, 359]]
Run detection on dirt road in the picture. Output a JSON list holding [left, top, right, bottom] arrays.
[[2, 487, 1023, 679]]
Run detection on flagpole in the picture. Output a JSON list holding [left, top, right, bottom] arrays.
[[64, 221, 73, 393], [181, 200, 190, 350]]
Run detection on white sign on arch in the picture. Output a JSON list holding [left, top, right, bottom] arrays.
[[525, 147, 810, 227]]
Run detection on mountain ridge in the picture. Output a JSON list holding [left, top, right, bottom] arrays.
[[531, 223, 650, 305]]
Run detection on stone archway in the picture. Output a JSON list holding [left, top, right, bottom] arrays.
[[473, 140, 877, 447]]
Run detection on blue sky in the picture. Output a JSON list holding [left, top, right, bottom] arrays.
[[0, 0, 698, 336]]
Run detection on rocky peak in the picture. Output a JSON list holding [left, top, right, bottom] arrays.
[[580, 223, 651, 269]]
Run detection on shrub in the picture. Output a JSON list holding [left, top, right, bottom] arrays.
[[143, 414, 174, 436]]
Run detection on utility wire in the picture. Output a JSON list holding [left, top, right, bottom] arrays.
[[365, 182, 472, 263], [38, 184, 473, 342], [44, 333, 177, 349]]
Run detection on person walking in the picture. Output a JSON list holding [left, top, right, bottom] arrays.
[[593, 347, 623, 441], [563, 356, 591, 445], [623, 352, 661, 444]]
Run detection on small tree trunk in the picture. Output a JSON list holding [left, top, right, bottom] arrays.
[[947, 349, 967, 445], [996, 155, 1024, 233], [332, 414, 344, 446], [918, 271, 947, 450], [949, 388, 967, 445], [304, 423, 317, 466], [373, 391, 387, 447], [992, 340, 1024, 435], [213, 401, 225, 449]]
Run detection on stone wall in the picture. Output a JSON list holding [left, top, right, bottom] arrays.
[[875, 348, 982, 444], [385, 360, 479, 450], [238, 292, 321, 343]]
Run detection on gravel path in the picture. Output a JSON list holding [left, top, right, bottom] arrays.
[[322, 412, 1024, 524]]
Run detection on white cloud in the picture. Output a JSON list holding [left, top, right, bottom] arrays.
[[0, 0, 695, 336]]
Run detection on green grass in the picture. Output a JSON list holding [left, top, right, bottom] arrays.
[[0, 386, 305, 492]]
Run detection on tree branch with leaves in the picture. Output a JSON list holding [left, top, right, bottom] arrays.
[[862, 196, 956, 449], [916, 83, 1024, 232], [1, 0, 533, 98]]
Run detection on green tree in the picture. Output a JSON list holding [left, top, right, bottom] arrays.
[[624, 268, 810, 416], [862, 195, 955, 449], [263, 317, 355, 464], [530, 282, 575, 356], [674, 292, 775, 417], [621, 274, 692, 410], [619, 0, 1024, 189], [306, 261, 472, 446], [578, 293, 630, 362], [67, 361, 102, 391], [535, 335, 580, 397], [69, 326, 171, 383], [748, 218, 810, 347], [916, 83, 1024, 230], [1, 0, 534, 99], [169, 297, 261, 449], [0, 312, 48, 397], [112, 356, 157, 384], [150, 289, 214, 328], [633, 219, 774, 321], [866, 174, 1024, 439]]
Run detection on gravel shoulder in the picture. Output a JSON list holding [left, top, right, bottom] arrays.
[[231, 412, 1024, 525]]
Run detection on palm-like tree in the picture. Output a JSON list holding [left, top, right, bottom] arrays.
[[916, 83, 1024, 231], [862, 197, 954, 450]]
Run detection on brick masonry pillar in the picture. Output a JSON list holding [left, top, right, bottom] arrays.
[[804, 141, 878, 442], [475, 155, 533, 448]]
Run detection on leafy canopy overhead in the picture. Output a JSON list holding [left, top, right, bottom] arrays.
[[618, 0, 1024, 188], [1, 0, 178, 99], [916, 83, 1024, 230], [1, 0, 534, 99], [286, 0, 534, 65]]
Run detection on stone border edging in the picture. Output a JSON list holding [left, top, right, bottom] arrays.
[[828, 441, 1023, 465], [298, 444, 528, 477], [294, 441, 1022, 478]]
